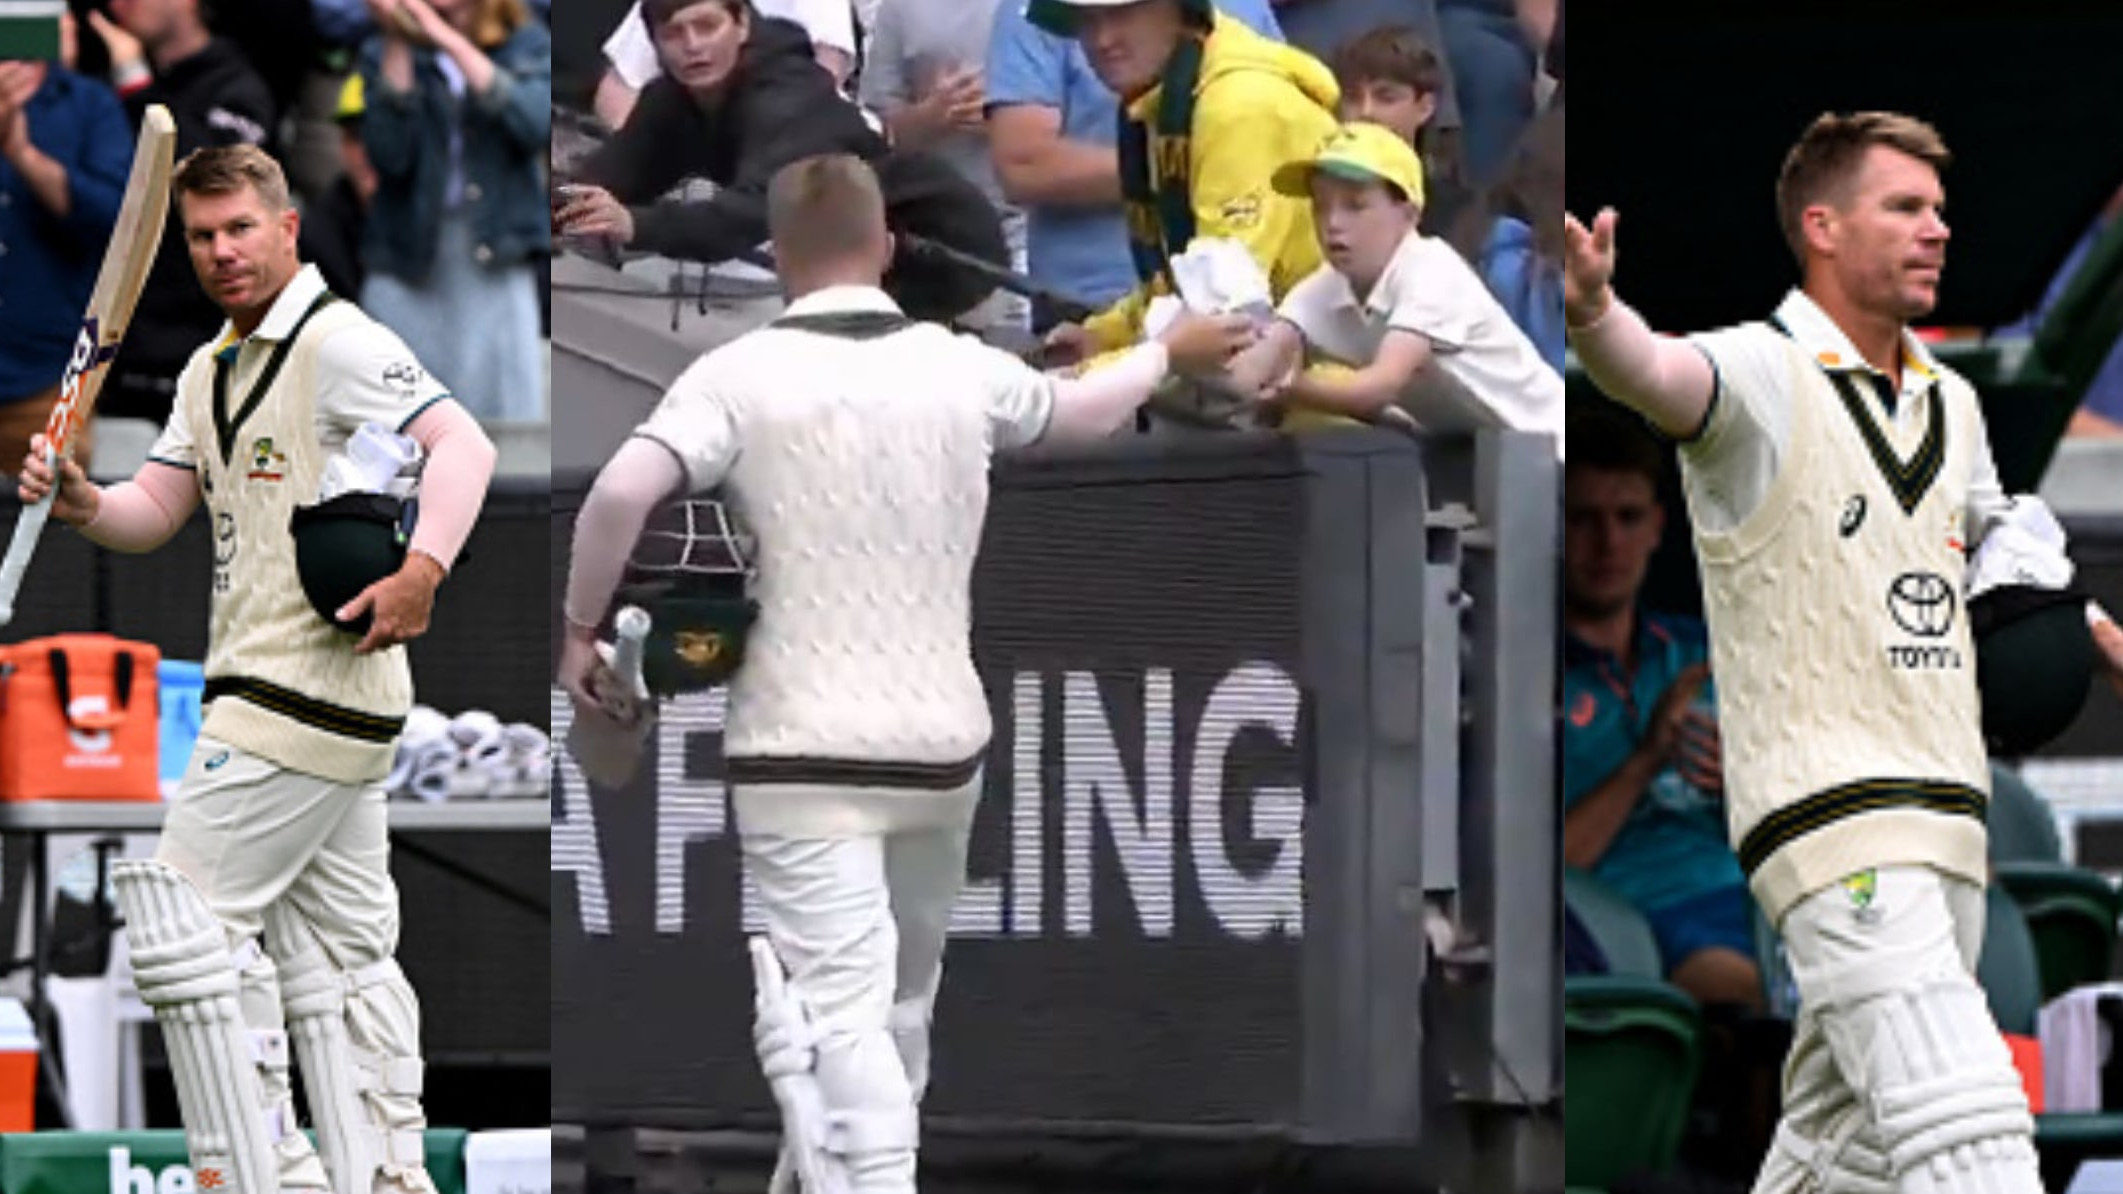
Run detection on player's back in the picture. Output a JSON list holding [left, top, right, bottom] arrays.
[[712, 320, 1008, 767]]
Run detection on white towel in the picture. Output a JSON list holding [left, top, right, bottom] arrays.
[[1168, 237, 1274, 323], [448, 710, 507, 771], [407, 741, 456, 803], [319, 422, 424, 503], [1970, 495, 2074, 599], [2039, 981, 2122, 1112], [401, 704, 451, 751]]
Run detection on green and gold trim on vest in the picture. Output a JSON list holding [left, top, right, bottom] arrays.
[[204, 676, 405, 743], [212, 292, 338, 468], [1736, 777, 1986, 876], [1766, 314, 1947, 515], [1824, 370, 1946, 515]]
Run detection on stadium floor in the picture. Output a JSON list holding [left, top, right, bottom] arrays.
[[554, 1126, 1439, 1194]]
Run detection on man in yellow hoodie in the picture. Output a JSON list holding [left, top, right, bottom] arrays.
[[1028, 0, 1340, 400]]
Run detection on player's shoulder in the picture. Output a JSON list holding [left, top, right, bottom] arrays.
[[1922, 353, 1983, 407]]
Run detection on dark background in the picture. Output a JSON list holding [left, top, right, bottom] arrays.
[[1565, 0, 2123, 333]]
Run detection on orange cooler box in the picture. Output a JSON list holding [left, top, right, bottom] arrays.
[[0, 997, 33, 1129], [0, 634, 162, 802]]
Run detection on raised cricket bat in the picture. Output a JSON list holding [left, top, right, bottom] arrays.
[[567, 606, 655, 789], [0, 105, 176, 626]]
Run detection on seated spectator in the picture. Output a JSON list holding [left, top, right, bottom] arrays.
[[1229, 123, 1561, 447], [0, 36, 130, 472], [1560, 409, 1763, 1012], [1276, 0, 1454, 104], [859, 0, 1026, 331], [359, 0, 550, 423], [300, 72, 376, 298], [556, 0, 1007, 324], [1027, 0, 1335, 403], [985, 0, 1283, 332], [595, 0, 858, 128], [87, 0, 276, 430], [1993, 182, 2123, 439], [1435, 0, 1545, 186], [1451, 102, 1561, 370], [1331, 24, 1472, 241]]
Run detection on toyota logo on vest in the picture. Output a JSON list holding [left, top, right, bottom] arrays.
[[1887, 571, 1957, 638]]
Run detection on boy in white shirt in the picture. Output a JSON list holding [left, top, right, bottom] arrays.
[[1233, 121, 1563, 454]]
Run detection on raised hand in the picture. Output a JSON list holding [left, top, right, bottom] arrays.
[[1563, 207, 1619, 328]]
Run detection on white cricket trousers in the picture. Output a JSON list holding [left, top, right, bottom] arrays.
[[737, 783, 980, 1194], [154, 735, 429, 1192], [1755, 864, 2041, 1194]]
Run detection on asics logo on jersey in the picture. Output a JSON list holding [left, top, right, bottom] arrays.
[[1839, 494, 1867, 537]]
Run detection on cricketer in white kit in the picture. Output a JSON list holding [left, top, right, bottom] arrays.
[[20, 145, 497, 1193], [1565, 111, 2080, 1194], [558, 152, 1254, 1194]]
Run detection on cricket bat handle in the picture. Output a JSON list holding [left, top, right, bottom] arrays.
[[0, 447, 61, 627], [610, 605, 651, 701]]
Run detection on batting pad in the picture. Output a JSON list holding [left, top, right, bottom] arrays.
[[751, 935, 855, 1194], [269, 902, 436, 1194], [112, 860, 280, 1194], [1826, 978, 2042, 1194]]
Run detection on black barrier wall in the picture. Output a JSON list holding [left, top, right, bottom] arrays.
[[0, 480, 552, 1072], [552, 430, 1562, 1184]]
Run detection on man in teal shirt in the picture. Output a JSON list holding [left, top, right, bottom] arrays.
[[1562, 410, 1762, 1010]]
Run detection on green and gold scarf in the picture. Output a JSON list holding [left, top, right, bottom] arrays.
[[1117, 31, 1206, 288]]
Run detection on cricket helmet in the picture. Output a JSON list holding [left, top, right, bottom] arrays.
[[288, 492, 414, 636], [1970, 584, 2095, 757], [619, 494, 759, 695], [1025, 0, 1214, 38]]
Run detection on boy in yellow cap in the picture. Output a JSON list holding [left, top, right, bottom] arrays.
[[1233, 121, 1562, 452]]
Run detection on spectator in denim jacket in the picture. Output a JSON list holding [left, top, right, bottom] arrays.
[[358, 0, 550, 423]]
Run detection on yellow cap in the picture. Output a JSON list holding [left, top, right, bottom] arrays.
[[1271, 121, 1425, 208], [335, 73, 365, 122]]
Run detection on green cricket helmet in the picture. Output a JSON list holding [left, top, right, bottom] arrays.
[[1025, 0, 1214, 38], [288, 492, 413, 636], [618, 493, 759, 696], [1970, 584, 2096, 757]]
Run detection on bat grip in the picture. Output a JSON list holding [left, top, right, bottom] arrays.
[[610, 605, 651, 701], [0, 448, 59, 627]]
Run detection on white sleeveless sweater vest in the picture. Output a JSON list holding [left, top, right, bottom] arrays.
[[1689, 329, 1990, 924], [179, 294, 411, 783]]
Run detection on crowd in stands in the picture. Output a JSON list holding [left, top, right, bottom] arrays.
[[554, 0, 1564, 444], [0, 0, 552, 487]]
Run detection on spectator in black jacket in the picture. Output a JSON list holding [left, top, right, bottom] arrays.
[[555, 0, 1007, 323], [84, 0, 275, 430]]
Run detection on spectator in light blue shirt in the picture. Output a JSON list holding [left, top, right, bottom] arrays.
[[985, 0, 1282, 331]]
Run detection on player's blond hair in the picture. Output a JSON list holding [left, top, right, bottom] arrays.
[[1776, 111, 1951, 266], [766, 154, 887, 270], [173, 144, 293, 214]]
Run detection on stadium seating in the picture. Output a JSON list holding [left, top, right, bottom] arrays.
[[1994, 861, 2122, 1004], [1977, 882, 2123, 1191], [1561, 867, 1662, 979], [1987, 763, 2067, 865], [1562, 868, 1702, 1189], [1563, 975, 1701, 1191]]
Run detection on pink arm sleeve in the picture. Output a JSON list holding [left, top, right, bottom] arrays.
[[1568, 298, 1717, 440], [403, 400, 498, 574], [564, 436, 687, 629], [1044, 342, 1172, 441], [81, 462, 202, 552]]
